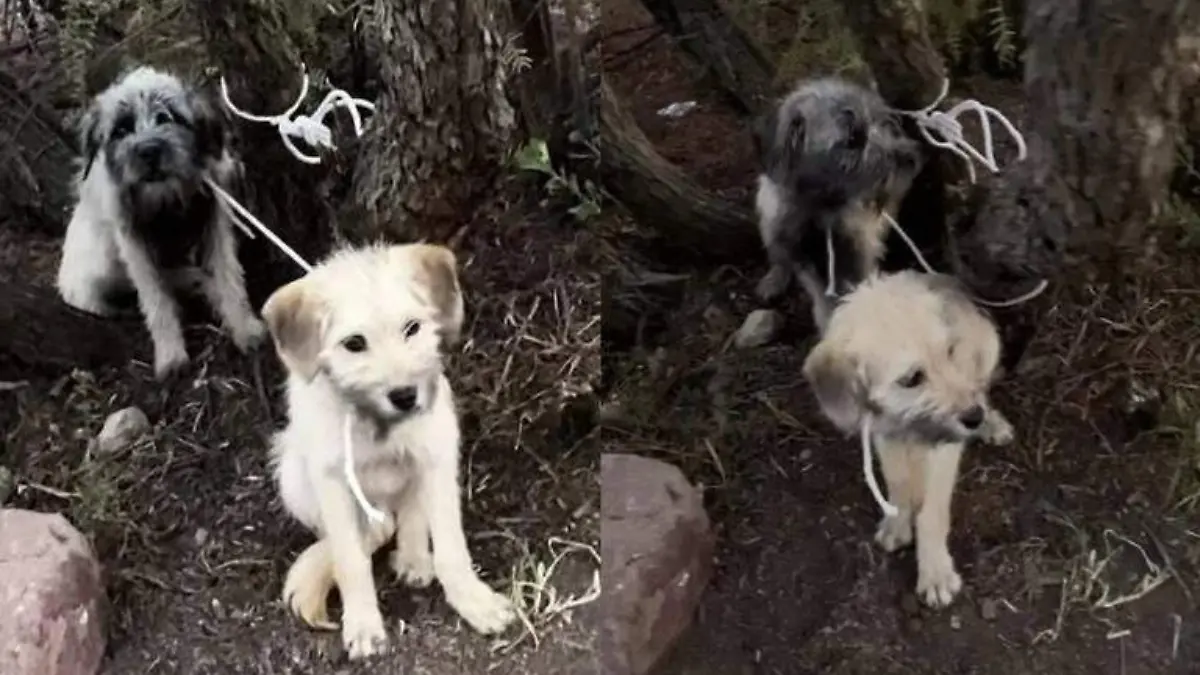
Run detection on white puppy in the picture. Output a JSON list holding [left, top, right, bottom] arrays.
[[56, 66, 264, 379], [262, 243, 516, 659], [803, 270, 1014, 607]]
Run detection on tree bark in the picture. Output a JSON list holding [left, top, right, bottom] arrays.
[[343, 0, 518, 242], [636, 0, 775, 115], [598, 77, 758, 263], [956, 0, 1200, 290], [0, 279, 140, 379]]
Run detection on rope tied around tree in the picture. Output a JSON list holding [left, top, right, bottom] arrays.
[[202, 63, 386, 524]]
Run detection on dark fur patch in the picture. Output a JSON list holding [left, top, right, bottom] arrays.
[[123, 188, 218, 270]]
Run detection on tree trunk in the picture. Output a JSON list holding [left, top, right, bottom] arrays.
[[343, 0, 518, 242], [637, 0, 775, 115], [956, 0, 1200, 289], [0, 279, 140, 379], [598, 77, 758, 263]]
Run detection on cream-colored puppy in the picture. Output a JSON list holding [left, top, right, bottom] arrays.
[[802, 270, 1014, 608], [262, 243, 515, 659]]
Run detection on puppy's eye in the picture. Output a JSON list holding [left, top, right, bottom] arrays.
[[154, 110, 173, 126], [403, 321, 421, 339], [898, 369, 925, 388], [111, 116, 135, 139], [341, 334, 368, 353]]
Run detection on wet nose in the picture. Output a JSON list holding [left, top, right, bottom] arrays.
[[136, 139, 166, 165], [959, 405, 985, 430], [387, 386, 418, 412]]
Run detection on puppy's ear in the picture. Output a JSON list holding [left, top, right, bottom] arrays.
[[803, 341, 866, 433], [261, 278, 326, 381], [77, 105, 102, 178], [411, 244, 465, 347], [189, 92, 226, 159]]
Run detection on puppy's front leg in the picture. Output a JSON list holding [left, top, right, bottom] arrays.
[[200, 216, 266, 351], [915, 444, 964, 608], [312, 473, 389, 659], [115, 233, 188, 379], [420, 452, 515, 634]]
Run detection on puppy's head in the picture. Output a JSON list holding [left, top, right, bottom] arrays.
[[262, 243, 465, 427], [802, 271, 1001, 444], [80, 66, 227, 209], [757, 77, 921, 202]]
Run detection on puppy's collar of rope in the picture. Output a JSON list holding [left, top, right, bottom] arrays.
[[344, 415, 388, 524], [861, 415, 899, 517]]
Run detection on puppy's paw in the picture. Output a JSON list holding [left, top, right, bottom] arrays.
[[445, 579, 516, 635], [874, 512, 913, 552], [981, 411, 1015, 446], [755, 266, 791, 303], [391, 546, 435, 589], [230, 316, 267, 352], [916, 552, 962, 608], [153, 342, 190, 380], [342, 608, 389, 660]]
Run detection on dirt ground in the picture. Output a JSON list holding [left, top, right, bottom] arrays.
[[1, 184, 601, 673], [602, 1, 1200, 674]]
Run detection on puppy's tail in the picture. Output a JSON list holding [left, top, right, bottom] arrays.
[[282, 540, 338, 631]]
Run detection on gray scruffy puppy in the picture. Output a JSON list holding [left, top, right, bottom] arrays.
[[752, 76, 923, 333], [56, 66, 266, 379]]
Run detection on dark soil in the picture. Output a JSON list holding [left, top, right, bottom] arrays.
[[602, 1, 1200, 674], [1, 187, 601, 674]]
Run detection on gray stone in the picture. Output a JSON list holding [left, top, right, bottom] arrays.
[[94, 406, 150, 455], [601, 453, 714, 675], [733, 309, 783, 349], [0, 509, 106, 675]]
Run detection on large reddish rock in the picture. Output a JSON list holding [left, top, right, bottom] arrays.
[[601, 453, 714, 675], [0, 509, 106, 675]]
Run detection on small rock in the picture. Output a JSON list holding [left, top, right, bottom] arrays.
[[0, 467, 14, 505], [950, 614, 962, 630], [980, 598, 999, 621], [733, 310, 783, 349], [94, 407, 150, 455], [601, 453, 714, 675], [0, 509, 106, 675], [193, 528, 210, 549]]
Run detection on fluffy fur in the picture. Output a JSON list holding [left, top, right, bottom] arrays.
[[753, 77, 923, 332], [802, 270, 1014, 607], [263, 243, 515, 660], [56, 66, 264, 379]]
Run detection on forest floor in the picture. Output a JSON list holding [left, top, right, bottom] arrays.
[[1, 181, 602, 674], [601, 1, 1200, 673]]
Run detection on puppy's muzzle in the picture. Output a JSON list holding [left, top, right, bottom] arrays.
[[958, 405, 985, 431], [387, 386, 418, 413], [134, 139, 171, 179]]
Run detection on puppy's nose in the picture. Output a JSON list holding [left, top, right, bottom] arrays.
[[959, 405, 985, 430], [387, 387, 418, 412], [136, 140, 166, 165]]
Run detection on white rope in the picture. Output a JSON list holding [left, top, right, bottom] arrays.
[[208, 63, 383, 522], [882, 212, 1048, 307], [824, 227, 836, 297], [218, 64, 375, 165], [861, 416, 899, 517], [343, 416, 387, 524], [891, 78, 1027, 185]]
